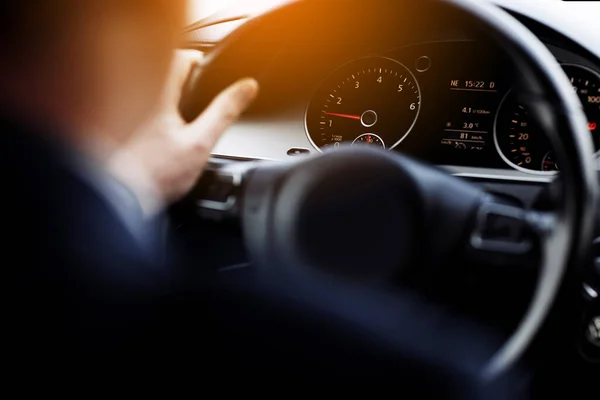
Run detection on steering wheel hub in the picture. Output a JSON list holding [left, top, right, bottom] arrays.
[[272, 147, 422, 280]]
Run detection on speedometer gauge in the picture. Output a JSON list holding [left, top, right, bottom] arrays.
[[495, 103, 549, 171], [305, 57, 421, 151], [494, 64, 600, 173]]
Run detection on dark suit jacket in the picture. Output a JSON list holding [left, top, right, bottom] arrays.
[[1, 118, 521, 396]]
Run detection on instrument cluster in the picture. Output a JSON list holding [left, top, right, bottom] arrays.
[[303, 41, 600, 174]]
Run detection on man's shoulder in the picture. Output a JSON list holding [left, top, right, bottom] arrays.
[[1, 119, 149, 265], [2, 119, 175, 314]]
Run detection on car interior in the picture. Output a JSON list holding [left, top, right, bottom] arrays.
[[171, 0, 598, 395]]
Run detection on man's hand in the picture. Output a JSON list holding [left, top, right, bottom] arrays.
[[107, 50, 259, 214]]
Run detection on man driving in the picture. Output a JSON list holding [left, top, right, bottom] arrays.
[[0, 1, 518, 394]]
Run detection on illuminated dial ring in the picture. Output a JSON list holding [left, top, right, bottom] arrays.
[[494, 63, 600, 174]]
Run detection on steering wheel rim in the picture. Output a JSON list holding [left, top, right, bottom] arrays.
[[182, 0, 598, 380], [442, 0, 598, 379]]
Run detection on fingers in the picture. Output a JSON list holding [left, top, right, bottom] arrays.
[[163, 49, 204, 113], [187, 78, 259, 152]]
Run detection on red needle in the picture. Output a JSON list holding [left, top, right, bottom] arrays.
[[323, 111, 361, 121]]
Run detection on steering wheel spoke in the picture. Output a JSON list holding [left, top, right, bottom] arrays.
[[469, 198, 554, 266]]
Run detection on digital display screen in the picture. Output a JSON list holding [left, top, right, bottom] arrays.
[[440, 79, 500, 153]]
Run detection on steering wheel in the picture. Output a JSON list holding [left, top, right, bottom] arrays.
[[180, 0, 598, 380]]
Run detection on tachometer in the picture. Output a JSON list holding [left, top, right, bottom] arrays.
[[305, 57, 421, 151], [494, 64, 600, 173]]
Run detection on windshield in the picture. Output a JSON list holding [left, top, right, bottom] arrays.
[[188, 0, 592, 23], [188, 0, 234, 21], [188, 0, 290, 23]]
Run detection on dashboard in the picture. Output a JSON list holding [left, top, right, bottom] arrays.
[[198, 6, 600, 184]]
